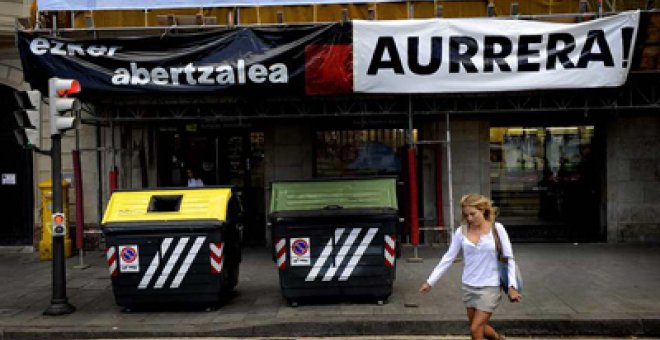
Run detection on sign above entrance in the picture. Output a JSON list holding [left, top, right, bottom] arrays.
[[17, 24, 352, 96], [353, 11, 640, 93], [17, 11, 639, 97]]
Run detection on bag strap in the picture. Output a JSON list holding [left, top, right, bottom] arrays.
[[492, 223, 507, 263]]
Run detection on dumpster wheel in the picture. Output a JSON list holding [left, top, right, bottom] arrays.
[[286, 299, 299, 307]]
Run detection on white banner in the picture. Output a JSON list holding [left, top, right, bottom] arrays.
[[353, 11, 640, 93], [37, 0, 401, 11]]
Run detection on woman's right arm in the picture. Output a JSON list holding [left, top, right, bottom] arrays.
[[425, 228, 463, 287]]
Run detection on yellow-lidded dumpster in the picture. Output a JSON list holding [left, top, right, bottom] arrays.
[[38, 179, 72, 260], [102, 187, 242, 310]]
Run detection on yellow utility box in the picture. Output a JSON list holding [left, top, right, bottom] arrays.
[[39, 179, 72, 260]]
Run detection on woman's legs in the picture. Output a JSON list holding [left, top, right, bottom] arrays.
[[466, 308, 501, 340]]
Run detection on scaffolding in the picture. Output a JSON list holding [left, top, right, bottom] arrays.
[[30, 0, 658, 32]]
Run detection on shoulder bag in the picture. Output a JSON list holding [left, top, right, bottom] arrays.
[[492, 224, 524, 296]]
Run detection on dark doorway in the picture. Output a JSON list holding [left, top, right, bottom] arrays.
[[490, 125, 605, 242], [0, 85, 34, 245], [156, 125, 265, 246]]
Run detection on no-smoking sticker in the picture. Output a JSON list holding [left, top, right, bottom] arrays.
[[289, 238, 310, 266]]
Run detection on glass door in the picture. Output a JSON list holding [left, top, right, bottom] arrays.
[[156, 127, 266, 245], [490, 126, 602, 242]]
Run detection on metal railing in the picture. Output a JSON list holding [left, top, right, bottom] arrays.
[[24, 1, 658, 34]]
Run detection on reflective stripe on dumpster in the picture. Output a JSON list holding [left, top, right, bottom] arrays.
[[106, 247, 118, 277], [275, 238, 287, 270], [210, 242, 224, 274], [384, 234, 396, 267]]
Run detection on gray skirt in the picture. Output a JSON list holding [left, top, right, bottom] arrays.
[[462, 284, 502, 313]]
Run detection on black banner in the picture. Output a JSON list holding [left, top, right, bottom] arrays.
[[17, 24, 352, 97]]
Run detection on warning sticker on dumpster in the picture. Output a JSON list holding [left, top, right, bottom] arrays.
[[119, 245, 140, 273], [290, 238, 310, 266]]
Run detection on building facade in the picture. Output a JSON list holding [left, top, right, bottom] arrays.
[[1, 1, 659, 249]]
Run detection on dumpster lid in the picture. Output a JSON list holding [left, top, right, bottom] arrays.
[[270, 177, 397, 213], [271, 207, 397, 220], [102, 187, 233, 224]]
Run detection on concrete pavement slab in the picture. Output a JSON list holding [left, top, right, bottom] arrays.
[[0, 244, 658, 339]]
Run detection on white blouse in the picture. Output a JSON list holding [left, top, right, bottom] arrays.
[[426, 222, 518, 290], [187, 178, 204, 187]]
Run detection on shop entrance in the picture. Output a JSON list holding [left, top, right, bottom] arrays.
[[489, 125, 604, 242], [156, 125, 265, 246], [0, 86, 33, 245]]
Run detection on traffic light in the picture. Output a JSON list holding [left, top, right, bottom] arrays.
[[48, 77, 81, 135], [52, 213, 66, 237], [13, 90, 42, 148]]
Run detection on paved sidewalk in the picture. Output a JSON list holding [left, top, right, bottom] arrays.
[[0, 243, 659, 339]]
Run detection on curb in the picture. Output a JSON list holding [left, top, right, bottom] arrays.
[[2, 318, 659, 339]]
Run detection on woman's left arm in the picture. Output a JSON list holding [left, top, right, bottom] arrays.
[[498, 224, 522, 301]]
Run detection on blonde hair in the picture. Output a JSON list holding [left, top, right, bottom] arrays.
[[460, 193, 497, 224]]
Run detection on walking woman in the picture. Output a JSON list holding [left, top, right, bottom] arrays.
[[419, 193, 521, 340]]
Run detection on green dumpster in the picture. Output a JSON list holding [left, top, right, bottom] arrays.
[[269, 177, 399, 306]]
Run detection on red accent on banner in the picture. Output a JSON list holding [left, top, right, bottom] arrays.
[[407, 147, 420, 246], [305, 44, 353, 95]]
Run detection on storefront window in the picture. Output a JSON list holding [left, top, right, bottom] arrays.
[[315, 129, 415, 177], [490, 126, 597, 240]]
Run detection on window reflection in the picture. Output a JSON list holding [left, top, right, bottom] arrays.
[[315, 129, 414, 177], [490, 126, 597, 239]]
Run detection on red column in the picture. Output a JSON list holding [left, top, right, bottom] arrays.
[[72, 150, 84, 250], [435, 145, 445, 230], [109, 167, 118, 194]]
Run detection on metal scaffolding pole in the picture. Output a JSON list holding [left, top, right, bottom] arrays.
[[446, 113, 455, 240]]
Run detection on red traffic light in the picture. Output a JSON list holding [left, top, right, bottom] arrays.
[[49, 78, 81, 135], [56, 79, 81, 96], [53, 213, 65, 225]]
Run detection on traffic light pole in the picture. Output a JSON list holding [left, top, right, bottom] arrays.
[[44, 134, 75, 316]]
